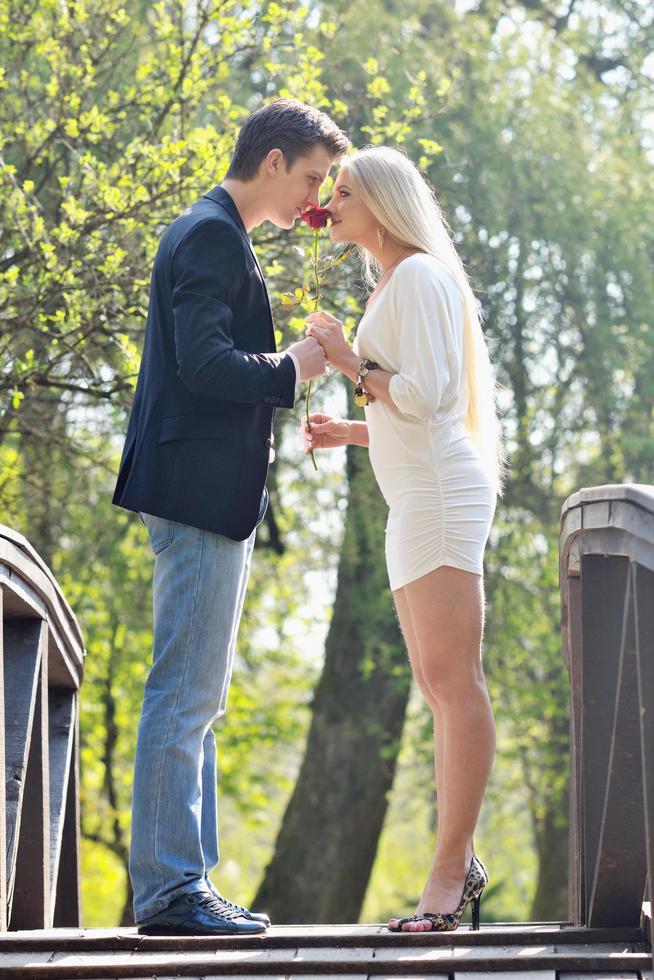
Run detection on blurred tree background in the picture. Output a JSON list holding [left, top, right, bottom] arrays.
[[1, 0, 652, 927]]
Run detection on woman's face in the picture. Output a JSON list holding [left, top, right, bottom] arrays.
[[324, 169, 377, 250]]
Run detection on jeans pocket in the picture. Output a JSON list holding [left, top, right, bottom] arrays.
[[140, 512, 175, 555]]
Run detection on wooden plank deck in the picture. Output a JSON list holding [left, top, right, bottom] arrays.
[[0, 923, 649, 978]]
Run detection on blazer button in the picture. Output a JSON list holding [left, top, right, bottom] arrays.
[[265, 437, 272, 448]]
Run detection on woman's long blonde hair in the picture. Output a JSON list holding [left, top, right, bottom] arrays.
[[344, 146, 505, 495]]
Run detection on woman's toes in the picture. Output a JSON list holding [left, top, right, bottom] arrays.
[[401, 916, 430, 932]]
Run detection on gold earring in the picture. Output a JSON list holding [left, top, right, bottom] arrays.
[[377, 226, 386, 252]]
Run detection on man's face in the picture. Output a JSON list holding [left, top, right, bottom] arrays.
[[266, 144, 336, 229]]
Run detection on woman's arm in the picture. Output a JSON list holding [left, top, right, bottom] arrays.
[[329, 347, 397, 411], [305, 316, 398, 411], [307, 261, 456, 420], [303, 414, 369, 453], [348, 420, 370, 447]]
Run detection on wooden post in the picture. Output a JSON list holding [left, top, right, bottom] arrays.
[[565, 573, 583, 925], [53, 702, 81, 927], [587, 566, 647, 926], [0, 589, 6, 932], [579, 554, 630, 923], [5, 620, 50, 929], [560, 482, 654, 969], [0, 524, 85, 931], [634, 564, 654, 945], [4, 619, 45, 922]]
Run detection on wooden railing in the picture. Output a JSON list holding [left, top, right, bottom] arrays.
[[560, 484, 654, 942], [0, 524, 85, 930]]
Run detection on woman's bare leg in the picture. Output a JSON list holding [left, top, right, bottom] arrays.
[[390, 565, 495, 932], [387, 588, 445, 927]]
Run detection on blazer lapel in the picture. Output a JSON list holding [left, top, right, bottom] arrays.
[[203, 185, 276, 348]]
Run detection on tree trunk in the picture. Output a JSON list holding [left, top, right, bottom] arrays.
[[254, 435, 412, 923]]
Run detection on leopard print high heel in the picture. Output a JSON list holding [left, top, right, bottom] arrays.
[[388, 854, 488, 932]]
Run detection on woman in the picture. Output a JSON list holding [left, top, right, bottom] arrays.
[[302, 146, 504, 933]]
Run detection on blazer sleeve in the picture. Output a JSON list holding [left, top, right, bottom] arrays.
[[171, 218, 296, 406], [388, 261, 458, 419]]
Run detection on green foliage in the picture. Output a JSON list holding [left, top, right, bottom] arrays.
[[0, 0, 332, 425]]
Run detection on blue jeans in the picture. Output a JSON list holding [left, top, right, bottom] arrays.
[[130, 510, 258, 922]]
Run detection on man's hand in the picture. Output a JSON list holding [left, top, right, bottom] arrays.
[[286, 336, 327, 382]]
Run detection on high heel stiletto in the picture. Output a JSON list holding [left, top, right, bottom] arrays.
[[471, 892, 481, 930], [388, 854, 488, 933]]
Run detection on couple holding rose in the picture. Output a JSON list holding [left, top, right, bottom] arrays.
[[113, 98, 503, 937]]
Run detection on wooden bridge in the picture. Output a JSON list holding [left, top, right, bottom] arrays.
[[0, 920, 651, 977], [0, 482, 653, 978]]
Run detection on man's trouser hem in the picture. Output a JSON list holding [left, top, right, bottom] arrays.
[[135, 878, 210, 924]]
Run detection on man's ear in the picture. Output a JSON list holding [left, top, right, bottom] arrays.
[[265, 148, 286, 176]]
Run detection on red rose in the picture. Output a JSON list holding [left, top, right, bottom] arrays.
[[300, 206, 331, 229]]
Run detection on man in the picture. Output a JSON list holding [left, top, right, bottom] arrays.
[[112, 99, 348, 936]]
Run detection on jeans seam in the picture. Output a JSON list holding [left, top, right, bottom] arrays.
[[150, 525, 206, 893]]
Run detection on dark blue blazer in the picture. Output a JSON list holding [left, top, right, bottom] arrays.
[[112, 186, 296, 540]]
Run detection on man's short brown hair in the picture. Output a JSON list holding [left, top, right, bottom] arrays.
[[225, 99, 349, 181]]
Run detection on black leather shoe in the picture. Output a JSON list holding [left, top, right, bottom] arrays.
[[207, 883, 271, 928], [137, 891, 267, 935]]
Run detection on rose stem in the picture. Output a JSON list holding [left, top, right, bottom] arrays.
[[306, 228, 321, 471]]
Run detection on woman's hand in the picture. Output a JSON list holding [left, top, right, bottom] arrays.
[[302, 413, 351, 454], [305, 311, 355, 374]]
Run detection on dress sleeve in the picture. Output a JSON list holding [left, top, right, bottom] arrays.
[[388, 260, 458, 419]]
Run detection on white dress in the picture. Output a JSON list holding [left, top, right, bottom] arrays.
[[353, 253, 496, 591]]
